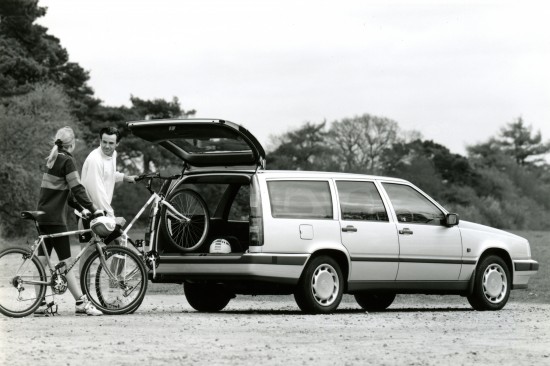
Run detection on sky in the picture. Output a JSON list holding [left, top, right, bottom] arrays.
[[38, 0, 550, 155]]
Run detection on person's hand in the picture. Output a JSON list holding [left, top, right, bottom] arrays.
[[81, 209, 91, 219], [92, 210, 105, 218], [124, 175, 138, 184], [115, 217, 126, 226]]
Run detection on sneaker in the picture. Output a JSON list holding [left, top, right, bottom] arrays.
[[84, 301, 103, 316], [75, 295, 103, 316], [75, 300, 86, 314]]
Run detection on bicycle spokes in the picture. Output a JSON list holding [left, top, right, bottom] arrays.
[[0, 248, 47, 317]]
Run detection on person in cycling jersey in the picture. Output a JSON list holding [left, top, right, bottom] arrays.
[[35, 126, 103, 316]]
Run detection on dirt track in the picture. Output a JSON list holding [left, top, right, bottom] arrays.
[[1, 293, 549, 366]]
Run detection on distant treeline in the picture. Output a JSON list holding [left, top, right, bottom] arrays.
[[1, 1, 549, 236], [266, 116, 550, 230]]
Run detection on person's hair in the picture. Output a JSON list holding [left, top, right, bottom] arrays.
[[99, 127, 121, 143], [46, 126, 75, 169]]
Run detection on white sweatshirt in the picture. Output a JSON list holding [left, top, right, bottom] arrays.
[[81, 147, 124, 217]]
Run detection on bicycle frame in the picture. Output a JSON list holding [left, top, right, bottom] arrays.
[[118, 190, 189, 278], [17, 229, 119, 288]]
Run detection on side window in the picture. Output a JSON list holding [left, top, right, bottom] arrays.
[[382, 183, 445, 225], [336, 181, 389, 222], [228, 185, 250, 221], [267, 181, 333, 219]]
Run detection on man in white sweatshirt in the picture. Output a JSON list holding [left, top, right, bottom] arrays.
[[79, 127, 137, 274], [81, 127, 137, 218]]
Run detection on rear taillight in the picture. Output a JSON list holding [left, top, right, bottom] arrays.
[[249, 175, 264, 246]]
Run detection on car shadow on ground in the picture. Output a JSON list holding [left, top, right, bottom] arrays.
[[172, 307, 474, 316]]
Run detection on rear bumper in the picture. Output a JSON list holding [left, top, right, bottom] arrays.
[[512, 259, 539, 289], [151, 253, 308, 284]]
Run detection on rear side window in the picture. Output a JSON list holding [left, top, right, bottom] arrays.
[[267, 181, 333, 219], [228, 185, 250, 221], [336, 181, 389, 221]]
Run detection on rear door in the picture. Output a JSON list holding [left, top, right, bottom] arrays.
[[336, 180, 399, 281], [127, 119, 266, 170]]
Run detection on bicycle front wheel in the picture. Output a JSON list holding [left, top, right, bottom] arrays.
[[0, 247, 47, 318], [81, 245, 147, 315], [161, 189, 210, 252]]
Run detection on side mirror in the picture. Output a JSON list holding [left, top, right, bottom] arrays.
[[445, 213, 459, 227]]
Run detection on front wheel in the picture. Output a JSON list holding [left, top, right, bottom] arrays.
[[161, 189, 210, 252], [81, 245, 148, 315], [467, 255, 511, 311], [354, 293, 396, 311], [294, 255, 344, 314], [0, 247, 47, 318], [184, 282, 233, 312]]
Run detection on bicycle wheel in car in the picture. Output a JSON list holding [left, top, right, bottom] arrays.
[[81, 245, 148, 315], [0, 247, 47, 318], [161, 189, 210, 252]]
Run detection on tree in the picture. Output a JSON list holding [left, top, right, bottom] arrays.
[[329, 114, 399, 174], [0, 0, 99, 117], [497, 117, 550, 166], [267, 121, 337, 171], [0, 83, 78, 237], [381, 139, 479, 204]]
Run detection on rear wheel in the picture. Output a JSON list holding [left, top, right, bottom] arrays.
[[354, 293, 396, 311], [294, 255, 343, 314], [162, 189, 210, 252], [81, 246, 148, 315], [184, 282, 232, 312], [0, 248, 47, 318], [467, 255, 511, 311]]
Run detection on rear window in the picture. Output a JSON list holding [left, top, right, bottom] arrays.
[[267, 181, 333, 219]]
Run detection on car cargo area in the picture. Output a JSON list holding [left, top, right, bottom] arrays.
[[155, 173, 253, 255]]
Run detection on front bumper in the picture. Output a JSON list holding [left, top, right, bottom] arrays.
[[512, 259, 539, 289]]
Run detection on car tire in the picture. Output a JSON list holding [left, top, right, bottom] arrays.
[[354, 293, 396, 311], [467, 255, 511, 311], [184, 283, 232, 312], [294, 255, 344, 314]]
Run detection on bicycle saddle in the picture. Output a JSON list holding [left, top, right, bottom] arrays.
[[20, 211, 45, 221]]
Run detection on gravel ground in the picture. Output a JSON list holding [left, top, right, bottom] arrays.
[[1, 293, 549, 366]]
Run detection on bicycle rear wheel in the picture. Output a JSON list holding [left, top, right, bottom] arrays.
[[161, 189, 210, 252], [0, 247, 47, 318], [81, 245, 147, 315]]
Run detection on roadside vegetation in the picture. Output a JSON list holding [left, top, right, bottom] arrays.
[[1, 1, 549, 239]]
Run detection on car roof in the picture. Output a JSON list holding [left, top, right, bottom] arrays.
[[257, 170, 409, 183]]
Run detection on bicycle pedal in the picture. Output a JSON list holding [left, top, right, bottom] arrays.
[[34, 301, 59, 317]]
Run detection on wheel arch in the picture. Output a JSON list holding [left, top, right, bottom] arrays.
[[478, 247, 513, 274], [301, 249, 350, 291]]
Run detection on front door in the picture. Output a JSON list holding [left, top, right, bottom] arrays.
[[382, 183, 463, 281]]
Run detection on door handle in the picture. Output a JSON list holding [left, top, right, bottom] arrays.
[[399, 228, 413, 235], [342, 225, 357, 233]]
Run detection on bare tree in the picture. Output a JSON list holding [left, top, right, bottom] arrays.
[[329, 114, 399, 173]]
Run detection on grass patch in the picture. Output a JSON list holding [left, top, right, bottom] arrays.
[[509, 230, 549, 303]]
